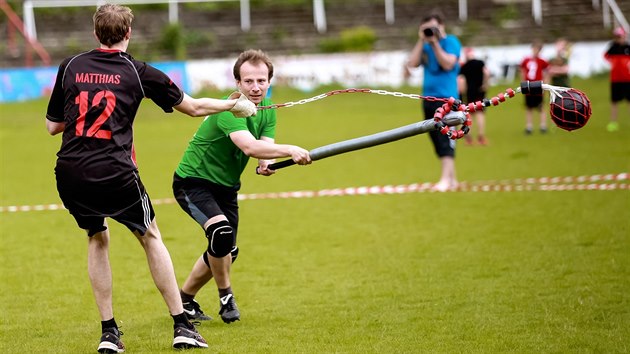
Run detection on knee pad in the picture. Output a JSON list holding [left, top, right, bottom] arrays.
[[205, 220, 234, 258], [230, 245, 239, 264], [202, 245, 239, 268]]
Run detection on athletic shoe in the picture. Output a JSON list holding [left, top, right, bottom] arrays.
[[607, 122, 619, 132], [524, 127, 533, 135], [173, 323, 208, 349], [540, 126, 548, 134], [183, 299, 212, 321], [97, 328, 125, 353], [219, 294, 240, 323]]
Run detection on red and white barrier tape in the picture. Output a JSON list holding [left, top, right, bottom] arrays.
[[1, 173, 627, 213]]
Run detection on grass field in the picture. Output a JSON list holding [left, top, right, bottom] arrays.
[[1, 76, 629, 353]]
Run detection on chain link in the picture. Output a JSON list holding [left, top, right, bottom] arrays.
[[257, 88, 449, 110], [367, 89, 447, 103]]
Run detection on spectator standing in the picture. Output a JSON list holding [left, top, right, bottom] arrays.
[[604, 27, 630, 132], [458, 47, 490, 145], [548, 38, 571, 88], [406, 13, 462, 192], [520, 41, 549, 134]]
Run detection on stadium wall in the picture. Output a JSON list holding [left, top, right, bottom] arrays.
[[0, 42, 610, 103]]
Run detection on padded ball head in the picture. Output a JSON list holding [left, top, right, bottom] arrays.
[[520, 81, 543, 95], [550, 89, 592, 131]]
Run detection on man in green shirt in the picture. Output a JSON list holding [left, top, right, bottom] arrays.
[[173, 49, 311, 323]]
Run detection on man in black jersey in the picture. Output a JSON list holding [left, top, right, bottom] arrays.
[[45, 3, 256, 353]]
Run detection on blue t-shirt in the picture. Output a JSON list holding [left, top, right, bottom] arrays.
[[421, 34, 461, 98]]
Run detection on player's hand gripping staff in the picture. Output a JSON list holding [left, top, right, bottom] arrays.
[[255, 145, 311, 176]]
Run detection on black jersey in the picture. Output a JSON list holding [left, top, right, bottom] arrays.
[[459, 59, 485, 91], [46, 49, 183, 184]]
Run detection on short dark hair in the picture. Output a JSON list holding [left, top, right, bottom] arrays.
[[233, 49, 274, 81], [93, 4, 133, 47], [421, 14, 444, 25]]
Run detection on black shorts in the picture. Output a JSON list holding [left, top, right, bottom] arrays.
[[172, 173, 239, 239], [525, 94, 544, 109], [611, 82, 630, 102], [465, 90, 486, 103], [56, 172, 155, 236], [423, 100, 455, 158]]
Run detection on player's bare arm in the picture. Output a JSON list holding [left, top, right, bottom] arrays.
[[174, 92, 256, 118], [229, 130, 311, 164], [46, 120, 65, 135]]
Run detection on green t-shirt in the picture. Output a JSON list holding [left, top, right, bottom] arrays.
[[550, 55, 570, 87], [176, 97, 276, 187]]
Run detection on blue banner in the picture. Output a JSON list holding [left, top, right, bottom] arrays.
[[0, 61, 189, 103], [152, 61, 190, 94], [0, 67, 57, 102]]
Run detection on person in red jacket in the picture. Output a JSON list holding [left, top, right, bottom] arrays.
[[604, 27, 630, 132], [520, 40, 549, 134]]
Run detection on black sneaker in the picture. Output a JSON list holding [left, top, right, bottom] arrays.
[[183, 299, 212, 321], [173, 323, 208, 349], [219, 294, 240, 323], [97, 328, 125, 353]]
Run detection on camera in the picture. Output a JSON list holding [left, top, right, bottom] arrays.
[[423, 27, 440, 38]]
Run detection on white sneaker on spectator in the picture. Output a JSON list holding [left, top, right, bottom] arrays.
[[431, 181, 450, 192]]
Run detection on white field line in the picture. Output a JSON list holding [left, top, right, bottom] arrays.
[[1, 173, 627, 213]]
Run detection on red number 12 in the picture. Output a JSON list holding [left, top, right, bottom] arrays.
[[75, 90, 116, 139]]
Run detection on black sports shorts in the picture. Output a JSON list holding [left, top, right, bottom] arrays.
[[611, 82, 630, 102], [56, 173, 155, 236], [423, 100, 455, 158], [524, 94, 544, 109], [465, 90, 486, 103], [172, 173, 239, 238]]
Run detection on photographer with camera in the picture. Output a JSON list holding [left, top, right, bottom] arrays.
[[405, 13, 462, 192]]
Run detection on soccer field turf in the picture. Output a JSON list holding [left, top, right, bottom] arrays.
[[1, 77, 628, 353]]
